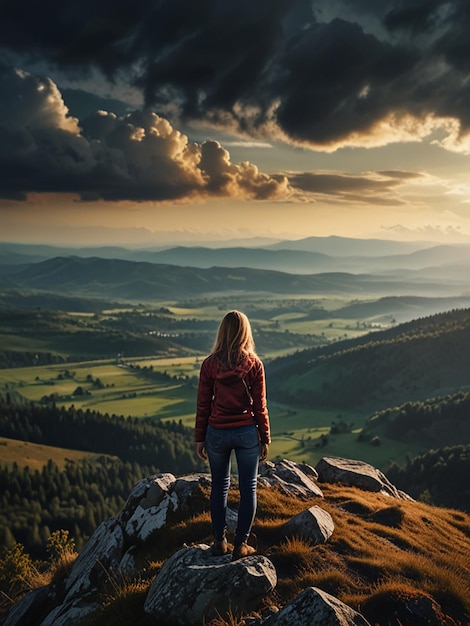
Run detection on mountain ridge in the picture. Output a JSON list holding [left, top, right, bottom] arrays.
[[1, 255, 468, 300], [2, 240, 469, 277]]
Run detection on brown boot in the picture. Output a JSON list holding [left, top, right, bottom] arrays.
[[211, 537, 229, 556], [231, 541, 256, 561]]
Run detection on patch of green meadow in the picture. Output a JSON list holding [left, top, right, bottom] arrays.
[[0, 344, 425, 470], [0, 296, 408, 470]]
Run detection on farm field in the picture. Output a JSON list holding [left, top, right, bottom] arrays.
[[0, 356, 426, 470], [0, 358, 198, 421], [0, 294, 443, 471]]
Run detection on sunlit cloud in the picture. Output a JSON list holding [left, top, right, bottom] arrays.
[[0, 67, 289, 203], [381, 224, 467, 240], [288, 169, 424, 205], [223, 141, 273, 149]]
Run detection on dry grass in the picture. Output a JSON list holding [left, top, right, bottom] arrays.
[[0, 548, 78, 624], [80, 481, 470, 625], [83, 570, 154, 626], [203, 607, 246, 626], [46, 550, 78, 587]]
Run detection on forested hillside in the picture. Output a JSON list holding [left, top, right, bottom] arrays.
[[386, 445, 470, 512], [0, 457, 148, 557], [366, 392, 470, 512], [267, 307, 470, 411], [0, 308, 192, 368], [0, 306, 323, 368], [362, 391, 470, 447], [0, 394, 201, 556], [0, 395, 198, 472]]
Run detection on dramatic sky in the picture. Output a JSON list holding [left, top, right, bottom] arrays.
[[1, 0, 470, 245]]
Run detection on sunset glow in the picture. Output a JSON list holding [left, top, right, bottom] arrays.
[[1, 1, 470, 245]]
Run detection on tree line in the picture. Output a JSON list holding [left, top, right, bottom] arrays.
[[386, 444, 470, 512], [0, 393, 203, 557], [364, 391, 470, 447], [0, 394, 199, 472], [0, 457, 149, 558]]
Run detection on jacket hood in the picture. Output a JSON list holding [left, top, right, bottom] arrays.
[[213, 353, 256, 381]]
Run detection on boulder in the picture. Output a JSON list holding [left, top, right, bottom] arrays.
[[118, 473, 175, 524], [258, 459, 323, 498], [173, 473, 212, 510], [119, 544, 140, 574], [64, 518, 124, 600], [265, 586, 371, 626], [144, 544, 277, 625], [124, 473, 178, 540], [39, 594, 100, 626], [283, 506, 334, 544], [315, 456, 413, 500], [361, 587, 458, 625], [3, 585, 56, 626]]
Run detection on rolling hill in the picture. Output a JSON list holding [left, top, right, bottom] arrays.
[[1, 255, 469, 300], [267, 307, 470, 414]]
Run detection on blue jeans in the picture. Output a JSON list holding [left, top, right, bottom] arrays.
[[205, 424, 260, 545]]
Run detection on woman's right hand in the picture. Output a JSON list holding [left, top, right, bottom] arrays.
[[196, 442, 208, 461], [260, 443, 269, 462]]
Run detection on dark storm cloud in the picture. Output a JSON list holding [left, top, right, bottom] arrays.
[[1, 0, 470, 151], [0, 67, 288, 201]]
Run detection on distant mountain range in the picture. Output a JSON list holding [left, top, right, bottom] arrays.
[[264, 235, 435, 256], [0, 254, 469, 302], [1, 237, 470, 276]]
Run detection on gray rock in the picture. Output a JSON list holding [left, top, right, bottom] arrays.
[[315, 456, 413, 500], [124, 473, 213, 541], [266, 586, 371, 626], [172, 473, 211, 509], [119, 472, 176, 524], [225, 506, 239, 532], [64, 518, 124, 600], [258, 459, 323, 498], [40, 594, 100, 626], [3, 585, 55, 626], [124, 473, 178, 540], [119, 544, 140, 574], [283, 506, 334, 544], [144, 544, 277, 625]]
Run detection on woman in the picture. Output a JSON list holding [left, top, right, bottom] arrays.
[[195, 310, 270, 560]]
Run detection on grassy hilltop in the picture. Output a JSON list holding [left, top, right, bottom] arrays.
[[1, 477, 469, 626]]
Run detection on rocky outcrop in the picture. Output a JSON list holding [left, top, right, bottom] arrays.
[[122, 472, 177, 540], [265, 586, 371, 626], [3, 586, 55, 626], [4, 456, 410, 626], [144, 544, 277, 625], [39, 594, 100, 626], [64, 518, 124, 600], [258, 458, 323, 498], [283, 505, 334, 544], [315, 456, 413, 500]]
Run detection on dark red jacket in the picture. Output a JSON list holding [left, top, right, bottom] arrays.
[[195, 352, 270, 444]]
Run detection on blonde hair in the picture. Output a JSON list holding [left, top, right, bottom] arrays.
[[211, 310, 256, 367]]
